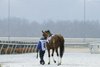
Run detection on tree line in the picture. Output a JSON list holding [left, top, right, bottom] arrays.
[[0, 17, 100, 38]]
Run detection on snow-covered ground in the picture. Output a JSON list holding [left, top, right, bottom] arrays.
[[0, 51, 100, 67]]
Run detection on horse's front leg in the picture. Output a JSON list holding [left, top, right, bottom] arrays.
[[48, 50, 50, 65], [52, 49, 56, 63]]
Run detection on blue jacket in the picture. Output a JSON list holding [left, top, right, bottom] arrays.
[[37, 38, 47, 51]]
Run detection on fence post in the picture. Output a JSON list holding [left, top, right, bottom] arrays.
[[0, 45, 4, 54], [10, 45, 14, 54], [5, 45, 10, 54], [13, 45, 17, 54], [22, 45, 25, 53]]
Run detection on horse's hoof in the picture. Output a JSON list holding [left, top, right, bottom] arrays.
[[48, 62, 50, 65], [57, 63, 61, 66], [54, 60, 56, 63]]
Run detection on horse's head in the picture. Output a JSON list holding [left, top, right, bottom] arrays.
[[42, 30, 48, 39], [45, 30, 52, 37]]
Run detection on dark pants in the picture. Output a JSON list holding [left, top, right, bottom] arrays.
[[39, 50, 45, 65]]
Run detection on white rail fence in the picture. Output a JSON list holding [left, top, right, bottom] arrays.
[[0, 37, 100, 54], [0, 41, 37, 54]]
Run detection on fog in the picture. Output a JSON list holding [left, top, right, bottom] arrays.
[[0, 0, 100, 37], [0, 0, 100, 22]]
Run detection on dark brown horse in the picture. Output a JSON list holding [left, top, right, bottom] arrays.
[[42, 30, 64, 66]]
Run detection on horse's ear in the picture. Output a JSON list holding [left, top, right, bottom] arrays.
[[42, 30, 44, 33]]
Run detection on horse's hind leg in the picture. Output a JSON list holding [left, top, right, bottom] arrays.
[[48, 50, 50, 65], [56, 49, 61, 66], [52, 49, 56, 63]]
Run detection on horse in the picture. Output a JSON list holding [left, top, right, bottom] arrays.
[[42, 30, 64, 66]]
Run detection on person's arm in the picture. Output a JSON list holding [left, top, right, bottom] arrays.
[[37, 41, 41, 50], [36, 41, 41, 58]]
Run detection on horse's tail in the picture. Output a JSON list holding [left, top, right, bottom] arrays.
[[59, 36, 64, 58]]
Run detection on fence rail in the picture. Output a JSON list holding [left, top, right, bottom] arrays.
[[0, 38, 100, 54], [0, 40, 38, 54], [0, 40, 89, 54]]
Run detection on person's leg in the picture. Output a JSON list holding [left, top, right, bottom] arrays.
[[42, 51, 45, 64], [39, 51, 42, 64], [39, 51, 45, 65]]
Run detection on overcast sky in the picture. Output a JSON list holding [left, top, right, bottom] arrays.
[[0, 0, 100, 23]]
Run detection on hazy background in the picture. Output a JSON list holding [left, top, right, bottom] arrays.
[[0, 0, 100, 37]]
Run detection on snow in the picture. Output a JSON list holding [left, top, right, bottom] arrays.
[[0, 52, 100, 67]]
